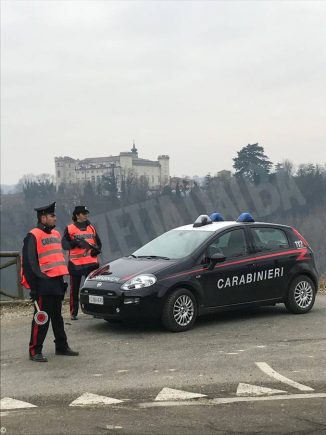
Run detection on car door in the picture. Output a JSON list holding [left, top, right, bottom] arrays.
[[248, 226, 292, 300], [197, 228, 256, 307]]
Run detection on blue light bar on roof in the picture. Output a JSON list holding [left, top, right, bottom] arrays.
[[209, 212, 225, 222], [237, 212, 255, 223]]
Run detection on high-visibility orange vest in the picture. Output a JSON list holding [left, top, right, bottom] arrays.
[[67, 223, 99, 266], [21, 228, 68, 288]]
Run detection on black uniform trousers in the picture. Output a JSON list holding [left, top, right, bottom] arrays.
[[29, 295, 68, 356], [69, 274, 85, 317], [69, 264, 98, 316]]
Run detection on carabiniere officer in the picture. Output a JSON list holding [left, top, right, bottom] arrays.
[[21, 202, 79, 362]]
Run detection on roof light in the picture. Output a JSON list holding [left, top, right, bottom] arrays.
[[193, 215, 212, 228], [237, 212, 255, 223], [209, 212, 225, 222]]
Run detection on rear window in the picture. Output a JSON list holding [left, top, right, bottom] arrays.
[[251, 227, 289, 252]]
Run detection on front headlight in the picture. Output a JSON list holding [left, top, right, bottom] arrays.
[[121, 274, 157, 290]]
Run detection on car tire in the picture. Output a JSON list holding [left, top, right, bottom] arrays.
[[284, 275, 316, 314], [161, 288, 197, 332]]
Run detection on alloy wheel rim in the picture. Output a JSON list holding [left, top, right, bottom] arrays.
[[294, 281, 313, 308], [173, 295, 194, 326]]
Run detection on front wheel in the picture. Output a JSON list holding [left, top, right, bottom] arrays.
[[161, 288, 197, 332], [284, 275, 316, 314]]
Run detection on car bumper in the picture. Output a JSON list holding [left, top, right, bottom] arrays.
[[80, 285, 162, 320]]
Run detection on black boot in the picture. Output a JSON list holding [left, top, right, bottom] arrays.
[[55, 347, 79, 356], [29, 353, 48, 362]]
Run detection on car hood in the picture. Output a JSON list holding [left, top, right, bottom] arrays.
[[92, 256, 179, 283]]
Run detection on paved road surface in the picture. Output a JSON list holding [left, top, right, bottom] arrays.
[[1, 295, 326, 434]]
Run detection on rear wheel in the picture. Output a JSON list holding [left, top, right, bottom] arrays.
[[284, 275, 316, 314], [161, 288, 197, 332]]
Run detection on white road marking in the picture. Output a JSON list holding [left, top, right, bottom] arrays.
[[226, 352, 239, 355], [236, 383, 287, 397], [106, 425, 123, 430], [0, 397, 37, 410], [92, 374, 103, 377], [140, 393, 326, 408], [155, 388, 206, 401], [212, 393, 326, 405], [117, 370, 129, 373], [69, 393, 123, 407], [256, 345, 266, 348], [141, 400, 207, 408], [256, 362, 314, 391]]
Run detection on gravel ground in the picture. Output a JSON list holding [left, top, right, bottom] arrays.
[[0, 300, 71, 322]]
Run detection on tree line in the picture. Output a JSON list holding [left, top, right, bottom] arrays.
[[1, 143, 325, 296]]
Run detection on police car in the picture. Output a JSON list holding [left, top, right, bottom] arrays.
[[80, 213, 319, 332]]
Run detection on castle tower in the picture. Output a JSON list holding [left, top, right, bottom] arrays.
[[131, 140, 138, 157], [158, 155, 170, 186], [54, 156, 77, 188]]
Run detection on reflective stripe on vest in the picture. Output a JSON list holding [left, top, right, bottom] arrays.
[[67, 224, 98, 266], [40, 261, 67, 272], [30, 228, 68, 277], [38, 249, 64, 258]]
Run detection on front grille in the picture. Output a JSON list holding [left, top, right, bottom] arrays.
[[82, 288, 116, 296], [83, 304, 117, 314]]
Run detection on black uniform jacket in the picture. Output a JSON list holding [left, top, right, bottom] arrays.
[[22, 224, 65, 297], [61, 220, 102, 277]]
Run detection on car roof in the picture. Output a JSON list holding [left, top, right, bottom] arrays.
[[174, 221, 291, 233]]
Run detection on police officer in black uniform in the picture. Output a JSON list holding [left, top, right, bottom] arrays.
[[62, 205, 102, 320], [21, 202, 79, 362]]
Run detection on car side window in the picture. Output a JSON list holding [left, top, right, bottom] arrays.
[[251, 227, 289, 252], [206, 229, 247, 260]]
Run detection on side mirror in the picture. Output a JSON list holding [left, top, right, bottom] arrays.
[[207, 253, 226, 270]]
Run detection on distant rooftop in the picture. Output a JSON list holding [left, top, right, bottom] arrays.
[[55, 143, 168, 166]]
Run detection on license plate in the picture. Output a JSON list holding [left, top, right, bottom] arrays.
[[89, 295, 104, 305]]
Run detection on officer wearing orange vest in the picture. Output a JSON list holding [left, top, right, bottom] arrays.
[[21, 202, 79, 362], [62, 206, 101, 320]]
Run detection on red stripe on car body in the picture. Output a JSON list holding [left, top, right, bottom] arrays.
[[161, 248, 308, 281]]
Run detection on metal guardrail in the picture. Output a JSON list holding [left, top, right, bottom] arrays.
[[0, 251, 24, 299]]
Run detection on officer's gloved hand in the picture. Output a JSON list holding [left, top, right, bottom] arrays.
[[90, 249, 101, 257], [89, 244, 101, 256], [30, 289, 38, 301], [76, 239, 89, 249]]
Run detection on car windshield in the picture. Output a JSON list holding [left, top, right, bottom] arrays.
[[132, 229, 213, 259]]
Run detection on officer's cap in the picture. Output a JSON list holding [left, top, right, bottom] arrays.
[[73, 205, 90, 215], [34, 202, 56, 216]]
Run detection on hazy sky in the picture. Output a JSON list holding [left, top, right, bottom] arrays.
[[1, 0, 326, 184]]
